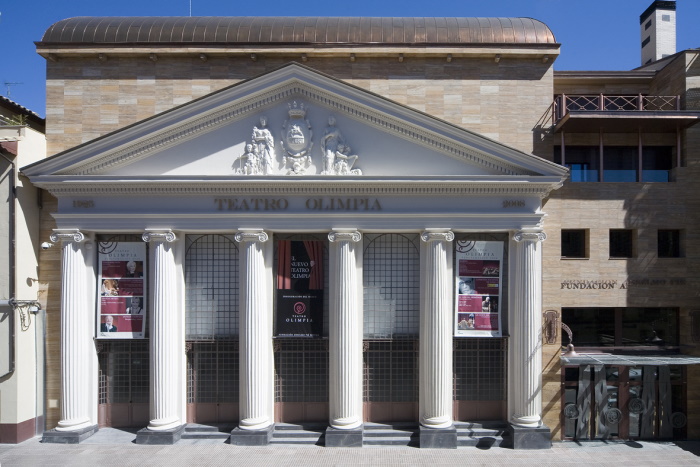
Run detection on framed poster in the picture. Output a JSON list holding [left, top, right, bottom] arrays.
[[454, 240, 503, 337], [96, 241, 147, 339], [275, 240, 324, 338]]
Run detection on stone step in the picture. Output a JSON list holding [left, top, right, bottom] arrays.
[[269, 436, 324, 445], [181, 432, 231, 440]]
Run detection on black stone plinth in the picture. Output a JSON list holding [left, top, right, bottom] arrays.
[[41, 424, 98, 444], [230, 424, 274, 446], [325, 425, 363, 447], [419, 425, 457, 449], [507, 423, 551, 450], [134, 424, 185, 445]]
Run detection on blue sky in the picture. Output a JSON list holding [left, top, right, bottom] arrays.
[[1, 0, 698, 117]]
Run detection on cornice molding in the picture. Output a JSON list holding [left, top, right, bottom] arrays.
[[36, 179, 562, 198]]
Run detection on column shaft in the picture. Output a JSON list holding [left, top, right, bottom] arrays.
[[143, 230, 181, 431], [53, 230, 92, 431], [235, 230, 273, 430], [328, 231, 363, 430], [419, 230, 454, 429], [509, 230, 546, 428]]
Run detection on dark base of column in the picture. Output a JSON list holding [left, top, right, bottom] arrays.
[[506, 423, 551, 450], [419, 425, 457, 449], [41, 424, 98, 444], [325, 425, 363, 447], [229, 424, 274, 446], [134, 424, 185, 445]]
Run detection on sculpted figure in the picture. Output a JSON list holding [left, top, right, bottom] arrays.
[[321, 116, 344, 175], [233, 143, 262, 175], [252, 116, 275, 175], [333, 143, 361, 175]]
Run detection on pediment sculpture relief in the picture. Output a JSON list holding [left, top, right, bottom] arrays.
[[232, 101, 362, 176]]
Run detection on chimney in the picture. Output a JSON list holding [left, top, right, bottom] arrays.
[[640, 0, 676, 65]]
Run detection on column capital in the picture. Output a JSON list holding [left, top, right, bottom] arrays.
[[50, 229, 86, 244], [513, 230, 547, 243], [328, 230, 362, 243], [420, 230, 454, 243], [234, 230, 269, 243], [142, 229, 177, 243]]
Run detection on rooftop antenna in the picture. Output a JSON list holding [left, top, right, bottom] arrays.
[[189, 1, 192, 16], [4, 82, 23, 98]]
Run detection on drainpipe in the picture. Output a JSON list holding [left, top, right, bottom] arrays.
[[0, 150, 16, 377]]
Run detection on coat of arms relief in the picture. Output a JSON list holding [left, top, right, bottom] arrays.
[[232, 101, 362, 176]]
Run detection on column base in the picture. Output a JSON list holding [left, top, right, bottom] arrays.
[[230, 424, 274, 446], [505, 423, 551, 450], [41, 424, 98, 444], [134, 424, 185, 445], [325, 425, 363, 447], [419, 425, 457, 449]]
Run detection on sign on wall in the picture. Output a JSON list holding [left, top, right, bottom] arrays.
[[275, 240, 324, 338], [454, 240, 503, 338], [96, 241, 147, 339]]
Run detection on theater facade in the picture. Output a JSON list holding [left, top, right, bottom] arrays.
[[20, 12, 700, 447]]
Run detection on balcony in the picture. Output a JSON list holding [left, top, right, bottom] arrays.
[[551, 94, 699, 133]]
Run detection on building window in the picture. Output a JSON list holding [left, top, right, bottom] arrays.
[[562, 307, 679, 349], [604, 147, 638, 182], [609, 229, 634, 258], [561, 229, 587, 258], [642, 36, 651, 48], [658, 230, 682, 258], [185, 234, 239, 339], [645, 19, 652, 30], [642, 147, 674, 182], [554, 146, 599, 182]]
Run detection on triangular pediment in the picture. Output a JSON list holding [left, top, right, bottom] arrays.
[[23, 63, 567, 182]]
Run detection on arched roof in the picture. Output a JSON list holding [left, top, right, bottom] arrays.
[[39, 17, 556, 46]]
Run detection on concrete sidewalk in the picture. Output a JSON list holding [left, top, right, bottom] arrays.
[[1, 429, 699, 466]]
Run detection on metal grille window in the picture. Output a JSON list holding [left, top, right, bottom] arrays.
[[187, 341, 239, 403], [274, 339, 328, 403], [185, 234, 239, 339], [363, 234, 420, 337], [453, 338, 507, 401], [98, 341, 150, 404], [363, 339, 419, 402]]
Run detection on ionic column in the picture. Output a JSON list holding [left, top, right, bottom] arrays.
[[235, 230, 273, 431], [52, 230, 93, 432], [509, 230, 547, 428], [143, 230, 181, 431], [328, 230, 363, 430], [419, 229, 454, 430]]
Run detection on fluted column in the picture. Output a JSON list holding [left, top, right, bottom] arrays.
[[143, 230, 181, 431], [509, 230, 547, 428], [235, 230, 273, 431], [419, 229, 454, 429], [328, 230, 363, 430], [52, 230, 93, 432]]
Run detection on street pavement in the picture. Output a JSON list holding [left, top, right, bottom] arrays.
[[1, 428, 699, 466]]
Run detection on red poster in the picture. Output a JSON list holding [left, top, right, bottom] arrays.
[[96, 242, 147, 339], [454, 241, 503, 337]]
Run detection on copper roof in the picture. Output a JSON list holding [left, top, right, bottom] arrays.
[[39, 17, 556, 46]]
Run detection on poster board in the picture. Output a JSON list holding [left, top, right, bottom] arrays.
[[275, 240, 324, 337], [454, 240, 503, 337], [96, 241, 147, 339]]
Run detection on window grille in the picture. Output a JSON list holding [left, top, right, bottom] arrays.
[[363, 234, 420, 337], [274, 339, 328, 403], [363, 339, 419, 402], [185, 234, 239, 339], [453, 338, 507, 401], [187, 341, 239, 404], [98, 341, 150, 404]]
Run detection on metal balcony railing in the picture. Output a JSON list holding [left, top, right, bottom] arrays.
[[553, 94, 680, 123]]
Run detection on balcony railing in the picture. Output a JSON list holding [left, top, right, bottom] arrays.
[[553, 94, 680, 123]]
